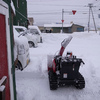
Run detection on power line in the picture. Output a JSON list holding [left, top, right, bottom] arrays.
[[28, 12, 61, 15], [28, 10, 89, 13], [28, 3, 85, 7], [32, 18, 99, 20], [28, 10, 61, 12], [28, 8, 99, 13], [28, 12, 98, 15], [93, 0, 100, 6]]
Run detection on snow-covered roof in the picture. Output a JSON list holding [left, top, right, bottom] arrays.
[[0, 0, 8, 8], [28, 25, 41, 34], [44, 23, 73, 28]]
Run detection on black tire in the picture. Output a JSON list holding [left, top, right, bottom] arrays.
[[75, 72, 85, 89], [15, 61, 23, 71], [28, 41, 34, 48], [49, 70, 57, 90]]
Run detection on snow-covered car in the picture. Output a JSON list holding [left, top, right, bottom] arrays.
[[28, 25, 43, 43], [13, 27, 30, 70], [13, 26, 38, 48]]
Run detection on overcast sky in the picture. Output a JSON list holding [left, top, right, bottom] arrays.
[[27, 0, 100, 27]]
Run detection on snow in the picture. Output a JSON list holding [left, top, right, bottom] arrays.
[[0, 85, 5, 92], [16, 31, 100, 100], [0, 76, 7, 92], [28, 25, 42, 34], [44, 23, 73, 27], [0, 76, 7, 86], [11, 0, 15, 14]]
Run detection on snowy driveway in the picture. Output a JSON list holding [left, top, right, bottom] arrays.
[[16, 32, 100, 100]]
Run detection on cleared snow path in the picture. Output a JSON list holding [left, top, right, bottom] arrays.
[[16, 32, 100, 100]]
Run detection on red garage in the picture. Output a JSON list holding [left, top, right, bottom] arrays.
[[0, 1, 14, 100]]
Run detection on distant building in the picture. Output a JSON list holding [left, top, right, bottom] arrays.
[[38, 26, 44, 33], [44, 23, 84, 33], [28, 17, 34, 25]]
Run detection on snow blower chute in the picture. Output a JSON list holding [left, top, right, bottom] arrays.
[[47, 36, 85, 90]]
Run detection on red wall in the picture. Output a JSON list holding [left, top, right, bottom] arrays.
[[0, 14, 10, 100]]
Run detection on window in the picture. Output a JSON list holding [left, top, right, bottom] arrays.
[[15, 28, 24, 33], [68, 28, 71, 33], [30, 29, 39, 35], [77, 28, 84, 32]]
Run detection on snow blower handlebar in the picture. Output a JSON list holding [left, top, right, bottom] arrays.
[[58, 36, 73, 56]]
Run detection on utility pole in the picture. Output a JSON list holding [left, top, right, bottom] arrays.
[[61, 9, 76, 33], [62, 9, 64, 33], [88, 3, 97, 33], [88, 4, 91, 32]]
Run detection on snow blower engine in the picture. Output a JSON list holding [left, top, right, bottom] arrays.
[[48, 36, 85, 90]]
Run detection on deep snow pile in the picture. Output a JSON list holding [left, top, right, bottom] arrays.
[[16, 31, 100, 100]]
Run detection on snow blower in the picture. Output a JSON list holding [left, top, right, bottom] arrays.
[[47, 36, 85, 90]]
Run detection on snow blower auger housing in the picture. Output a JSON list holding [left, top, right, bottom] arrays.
[[48, 36, 85, 90]]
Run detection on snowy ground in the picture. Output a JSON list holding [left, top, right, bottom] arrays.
[[16, 31, 100, 100]]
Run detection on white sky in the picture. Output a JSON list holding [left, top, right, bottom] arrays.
[[27, 0, 100, 27]]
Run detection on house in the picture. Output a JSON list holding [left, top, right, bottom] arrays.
[[28, 17, 34, 25], [38, 26, 45, 33], [1, 0, 28, 100], [0, 0, 16, 100], [12, 0, 28, 28], [71, 24, 84, 33], [44, 23, 84, 33]]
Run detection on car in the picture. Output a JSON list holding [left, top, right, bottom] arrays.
[[13, 27, 30, 70], [28, 25, 43, 43], [13, 26, 38, 48]]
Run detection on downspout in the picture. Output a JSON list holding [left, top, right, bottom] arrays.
[[8, 0, 17, 100]]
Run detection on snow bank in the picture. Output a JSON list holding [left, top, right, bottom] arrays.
[[16, 31, 100, 100]]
